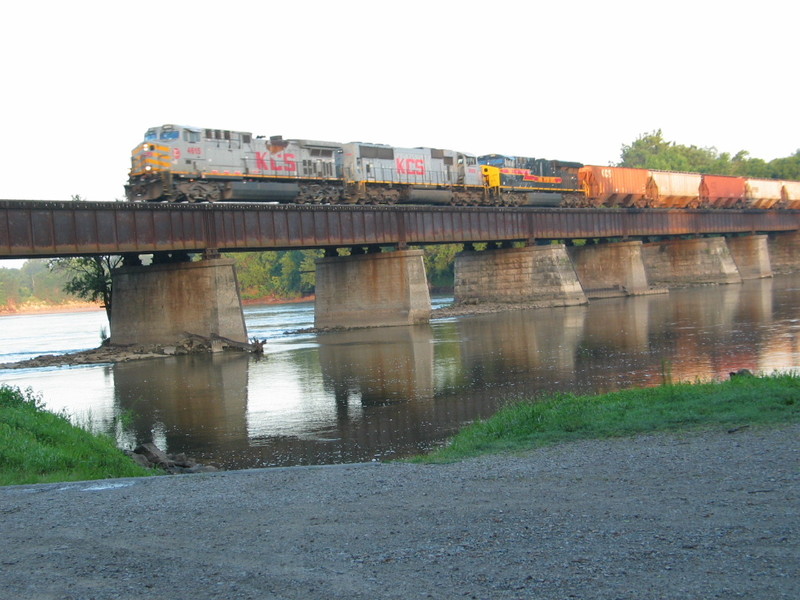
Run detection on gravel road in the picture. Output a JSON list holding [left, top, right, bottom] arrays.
[[1, 424, 797, 600]]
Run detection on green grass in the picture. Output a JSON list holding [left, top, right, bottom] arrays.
[[413, 373, 800, 463], [0, 385, 156, 486]]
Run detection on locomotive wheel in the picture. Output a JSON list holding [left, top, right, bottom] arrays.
[[184, 182, 221, 203]]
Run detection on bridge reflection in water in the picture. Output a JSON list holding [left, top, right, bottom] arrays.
[[68, 276, 800, 469]]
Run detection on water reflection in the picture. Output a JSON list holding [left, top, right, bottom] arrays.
[[319, 325, 434, 405], [2, 276, 800, 469], [112, 353, 250, 457]]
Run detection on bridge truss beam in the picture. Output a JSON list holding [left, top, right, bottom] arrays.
[[2, 200, 799, 259]]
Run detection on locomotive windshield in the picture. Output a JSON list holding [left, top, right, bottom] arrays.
[[144, 126, 180, 141]]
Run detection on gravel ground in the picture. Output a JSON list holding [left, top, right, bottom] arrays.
[[1, 424, 798, 600]]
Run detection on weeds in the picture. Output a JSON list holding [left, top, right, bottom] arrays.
[[0, 384, 155, 486], [413, 372, 800, 463]]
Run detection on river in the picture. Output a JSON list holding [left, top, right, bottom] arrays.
[[2, 276, 800, 469]]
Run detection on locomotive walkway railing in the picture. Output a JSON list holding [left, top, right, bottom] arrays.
[[2, 200, 799, 259]]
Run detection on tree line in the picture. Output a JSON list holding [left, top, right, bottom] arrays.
[[0, 260, 73, 308], [619, 129, 800, 179], [2, 131, 797, 310]]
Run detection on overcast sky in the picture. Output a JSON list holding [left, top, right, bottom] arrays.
[[1, 0, 796, 267]]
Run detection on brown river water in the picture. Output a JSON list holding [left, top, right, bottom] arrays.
[[2, 275, 799, 469]]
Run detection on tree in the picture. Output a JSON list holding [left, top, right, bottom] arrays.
[[0, 260, 73, 308], [619, 130, 733, 173], [619, 131, 800, 180], [43, 194, 121, 321], [422, 244, 462, 290], [768, 151, 800, 180], [48, 255, 122, 320], [227, 250, 322, 300]]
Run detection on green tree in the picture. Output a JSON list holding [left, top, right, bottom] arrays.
[[47, 256, 122, 320], [422, 244, 462, 290], [768, 151, 800, 180], [619, 130, 734, 173], [619, 131, 800, 181], [227, 250, 321, 300], [0, 260, 74, 308]]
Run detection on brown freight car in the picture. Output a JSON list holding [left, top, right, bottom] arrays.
[[699, 175, 747, 208], [579, 166, 650, 207]]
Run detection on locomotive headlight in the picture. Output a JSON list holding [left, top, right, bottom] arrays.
[[145, 166, 152, 171]]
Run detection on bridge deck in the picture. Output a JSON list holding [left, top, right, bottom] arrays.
[[2, 200, 798, 259]]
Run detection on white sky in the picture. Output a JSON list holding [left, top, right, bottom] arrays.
[[1, 0, 797, 267]]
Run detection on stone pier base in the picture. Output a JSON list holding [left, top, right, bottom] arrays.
[[454, 245, 587, 306], [566, 241, 652, 298], [767, 231, 800, 274], [726, 235, 772, 279], [110, 259, 247, 345], [314, 250, 431, 329], [641, 237, 742, 287]]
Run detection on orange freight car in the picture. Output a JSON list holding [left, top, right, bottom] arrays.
[[699, 175, 747, 208], [579, 166, 650, 207]]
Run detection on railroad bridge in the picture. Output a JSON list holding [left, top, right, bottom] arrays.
[[2, 200, 799, 344]]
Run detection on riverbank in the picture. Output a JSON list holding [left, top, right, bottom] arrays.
[[0, 300, 102, 316], [0, 385, 154, 486], [1, 423, 796, 599], [3, 373, 797, 485], [416, 370, 800, 463]]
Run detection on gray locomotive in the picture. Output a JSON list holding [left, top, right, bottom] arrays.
[[125, 124, 582, 206]]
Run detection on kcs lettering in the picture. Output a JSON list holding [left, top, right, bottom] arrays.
[[396, 158, 425, 176], [256, 152, 297, 172]]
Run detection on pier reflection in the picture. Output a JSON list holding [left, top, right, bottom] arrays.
[[112, 353, 250, 460], [318, 325, 435, 406]]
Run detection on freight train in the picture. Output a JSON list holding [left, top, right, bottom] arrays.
[[125, 124, 800, 210]]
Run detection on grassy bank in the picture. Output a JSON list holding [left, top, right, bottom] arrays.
[[0, 385, 154, 486], [415, 373, 800, 463]]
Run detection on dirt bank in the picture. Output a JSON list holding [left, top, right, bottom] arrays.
[[1, 424, 796, 599], [0, 301, 103, 316]]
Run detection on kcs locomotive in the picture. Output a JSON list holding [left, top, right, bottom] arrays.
[[125, 124, 800, 210]]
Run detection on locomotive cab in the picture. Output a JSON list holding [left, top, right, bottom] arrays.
[[476, 154, 584, 206]]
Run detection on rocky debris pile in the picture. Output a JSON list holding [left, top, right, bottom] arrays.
[[126, 442, 220, 475], [0, 334, 266, 370], [431, 301, 564, 318]]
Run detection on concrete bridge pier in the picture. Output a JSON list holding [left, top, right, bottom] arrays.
[[726, 234, 772, 279], [110, 258, 248, 346], [314, 249, 431, 329], [566, 240, 652, 298], [767, 231, 800, 274], [641, 236, 742, 287], [454, 244, 587, 307]]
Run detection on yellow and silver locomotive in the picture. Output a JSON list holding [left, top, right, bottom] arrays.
[[126, 124, 494, 205]]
